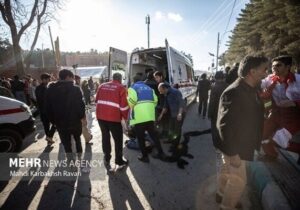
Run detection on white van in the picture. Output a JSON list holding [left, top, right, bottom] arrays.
[[0, 96, 35, 152], [108, 40, 197, 105]]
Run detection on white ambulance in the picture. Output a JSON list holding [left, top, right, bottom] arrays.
[[0, 96, 35, 152], [108, 40, 197, 105]]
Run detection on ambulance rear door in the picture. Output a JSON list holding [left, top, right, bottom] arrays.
[[108, 47, 128, 85]]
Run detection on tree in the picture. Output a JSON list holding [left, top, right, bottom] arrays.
[[0, 37, 12, 65], [225, 0, 300, 65], [23, 48, 55, 68], [0, 0, 62, 76]]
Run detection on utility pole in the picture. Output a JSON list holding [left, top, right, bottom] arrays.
[[41, 43, 45, 69], [48, 26, 57, 67], [216, 32, 220, 72], [145, 14, 150, 48]]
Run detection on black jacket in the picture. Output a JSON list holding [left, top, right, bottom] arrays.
[[196, 79, 211, 99], [46, 81, 85, 129], [208, 80, 228, 121], [217, 78, 264, 161], [208, 80, 228, 149], [35, 83, 47, 114], [10, 79, 25, 93]]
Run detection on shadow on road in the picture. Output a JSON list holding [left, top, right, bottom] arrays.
[[72, 144, 92, 210], [36, 144, 77, 210], [108, 168, 144, 210], [120, 102, 217, 209], [1, 146, 54, 210]]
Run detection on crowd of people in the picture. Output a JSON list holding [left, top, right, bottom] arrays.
[[203, 55, 300, 210], [1, 54, 300, 210], [0, 74, 98, 146], [0, 75, 37, 106], [0, 74, 99, 107]]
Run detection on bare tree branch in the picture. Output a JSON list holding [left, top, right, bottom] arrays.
[[1, 0, 63, 76], [0, 2, 9, 25], [25, 0, 48, 70], [17, 0, 39, 41]]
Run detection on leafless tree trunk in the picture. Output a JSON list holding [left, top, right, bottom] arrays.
[[0, 0, 61, 77]]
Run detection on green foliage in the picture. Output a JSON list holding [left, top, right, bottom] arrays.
[[225, 0, 300, 65]]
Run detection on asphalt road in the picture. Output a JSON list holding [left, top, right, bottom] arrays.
[[0, 102, 262, 210]]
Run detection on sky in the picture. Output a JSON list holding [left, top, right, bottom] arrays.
[[23, 0, 250, 70]]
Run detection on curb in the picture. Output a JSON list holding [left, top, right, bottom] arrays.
[[247, 161, 292, 210]]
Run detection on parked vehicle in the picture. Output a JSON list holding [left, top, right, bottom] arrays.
[[108, 40, 197, 105], [0, 96, 35, 152], [73, 66, 109, 81]]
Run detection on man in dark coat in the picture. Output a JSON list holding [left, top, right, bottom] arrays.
[[154, 71, 169, 138], [208, 71, 228, 149], [46, 69, 85, 159], [158, 83, 185, 147], [196, 73, 211, 118], [216, 55, 268, 210], [35, 73, 56, 145]]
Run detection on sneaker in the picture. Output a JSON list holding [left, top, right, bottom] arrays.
[[104, 158, 110, 166], [103, 160, 112, 171], [138, 155, 150, 163], [116, 159, 129, 169]]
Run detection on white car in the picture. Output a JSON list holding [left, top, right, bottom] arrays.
[[0, 96, 35, 152]]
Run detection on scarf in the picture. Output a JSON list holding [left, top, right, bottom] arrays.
[[260, 72, 295, 99]]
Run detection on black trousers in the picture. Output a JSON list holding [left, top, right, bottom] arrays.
[[40, 113, 56, 138], [168, 115, 185, 146], [211, 119, 222, 149], [134, 121, 163, 157], [156, 108, 170, 138], [98, 120, 123, 164], [57, 125, 82, 154], [198, 96, 208, 117]]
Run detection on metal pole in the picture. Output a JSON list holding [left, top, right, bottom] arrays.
[[48, 26, 57, 67], [41, 43, 45, 69], [148, 19, 150, 48], [146, 15, 150, 48], [216, 32, 220, 72]]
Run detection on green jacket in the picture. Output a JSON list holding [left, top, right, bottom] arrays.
[[127, 81, 157, 125]]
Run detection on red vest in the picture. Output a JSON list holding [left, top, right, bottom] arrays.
[[95, 80, 129, 122]]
